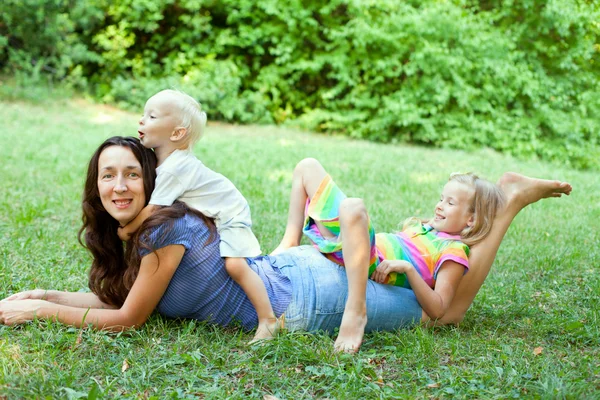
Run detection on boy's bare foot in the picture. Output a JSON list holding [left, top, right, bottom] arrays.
[[497, 172, 572, 209], [334, 310, 367, 354], [248, 317, 281, 344]]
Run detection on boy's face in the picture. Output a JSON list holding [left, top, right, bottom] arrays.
[[138, 91, 182, 149]]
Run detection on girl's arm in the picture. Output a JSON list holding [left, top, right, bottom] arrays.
[[0, 245, 185, 330], [372, 260, 464, 320], [118, 204, 160, 241]]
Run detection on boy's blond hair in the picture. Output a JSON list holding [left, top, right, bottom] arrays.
[[162, 89, 207, 148]]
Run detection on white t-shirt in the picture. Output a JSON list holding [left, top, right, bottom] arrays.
[[150, 150, 247, 221], [149, 149, 261, 257]]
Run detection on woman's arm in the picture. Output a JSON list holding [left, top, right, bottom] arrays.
[[372, 260, 464, 320], [3, 290, 116, 309], [0, 245, 185, 330]]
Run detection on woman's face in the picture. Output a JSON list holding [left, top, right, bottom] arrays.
[[97, 145, 146, 226]]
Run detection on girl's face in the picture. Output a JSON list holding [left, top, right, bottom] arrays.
[[97, 145, 146, 226], [430, 180, 475, 235]]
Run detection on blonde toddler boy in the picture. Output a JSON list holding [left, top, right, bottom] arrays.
[[118, 89, 278, 342]]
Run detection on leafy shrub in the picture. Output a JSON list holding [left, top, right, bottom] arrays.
[[0, 0, 103, 86], [104, 59, 272, 123], [1, 0, 598, 169]]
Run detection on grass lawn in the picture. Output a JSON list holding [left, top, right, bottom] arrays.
[[0, 97, 598, 399]]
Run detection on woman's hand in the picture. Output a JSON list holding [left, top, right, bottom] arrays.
[[2, 289, 48, 302], [0, 299, 46, 325], [371, 260, 413, 284]]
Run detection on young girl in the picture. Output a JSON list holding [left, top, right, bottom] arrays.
[[272, 158, 505, 351], [118, 89, 278, 342]]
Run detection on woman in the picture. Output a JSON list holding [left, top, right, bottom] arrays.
[[0, 137, 572, 352]]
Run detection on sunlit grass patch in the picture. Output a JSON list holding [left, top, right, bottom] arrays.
[[0, 98, 598, 398]]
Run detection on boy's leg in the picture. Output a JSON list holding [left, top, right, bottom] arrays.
[[225, 257, 278, 342], [435, 173, 572, 325], [272, 158, 331, 254], [334, 198, 370, 353]]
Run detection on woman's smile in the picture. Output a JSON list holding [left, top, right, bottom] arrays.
[[97, 145, 146, 226], [113, 198, 133, 208]]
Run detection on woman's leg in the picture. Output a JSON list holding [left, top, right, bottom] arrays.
[[435, 172, 572, 325], [272, 158, 333, 254]]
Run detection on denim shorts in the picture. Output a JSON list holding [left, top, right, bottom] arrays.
[[273, 246, 422, 334]]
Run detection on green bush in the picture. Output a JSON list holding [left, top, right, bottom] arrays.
[[0, 0, 103, 87], [1, 0, 598, 169]]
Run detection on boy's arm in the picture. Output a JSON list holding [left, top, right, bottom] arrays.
[[117, 204, 160, 241]]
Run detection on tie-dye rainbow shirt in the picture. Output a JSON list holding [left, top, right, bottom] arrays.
[[303, 175, 469, 288]]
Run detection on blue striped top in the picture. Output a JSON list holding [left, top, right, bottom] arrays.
[[140, 213, 292, 330]]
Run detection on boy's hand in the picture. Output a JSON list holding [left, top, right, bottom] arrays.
[[117, 226, 132, 241], [371, 260, 413, 284]]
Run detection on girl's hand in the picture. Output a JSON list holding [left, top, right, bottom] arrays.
[[371, 260, 413, 284], [2, 289, 48, 302], [0, 299, 46, 325]]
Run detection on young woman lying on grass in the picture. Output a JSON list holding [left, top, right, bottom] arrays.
[[0, 137, 572, 353]]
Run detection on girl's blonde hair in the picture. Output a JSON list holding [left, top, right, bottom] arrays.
[[447, 172, 505, 246], [403, 173, 505, 246], [162, 89, 207, 148]]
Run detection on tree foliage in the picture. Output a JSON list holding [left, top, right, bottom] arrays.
[[1, 0, 598, 169]]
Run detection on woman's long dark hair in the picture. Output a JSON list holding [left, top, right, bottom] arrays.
[[78, 136, 158, 306], [79, 136, 216, 307]]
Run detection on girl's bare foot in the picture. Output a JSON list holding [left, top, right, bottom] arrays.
[[249, 317, 281, 344], [497, 172, 572, 209], [334, 308, 367, 354]]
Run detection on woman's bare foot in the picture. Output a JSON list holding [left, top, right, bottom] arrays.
[[334, 308, 367, 354], [497, 172, 572, 209], [248, 317, 281, 344]]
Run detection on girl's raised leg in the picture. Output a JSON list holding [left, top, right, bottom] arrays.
[[435, 172, 572, 325], [272, 158, 332, 254], [334, 198, 370, 353], [272, 158, 371, 352]]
